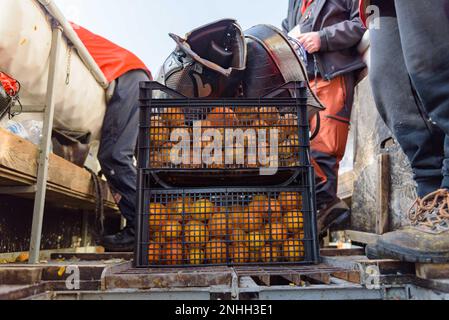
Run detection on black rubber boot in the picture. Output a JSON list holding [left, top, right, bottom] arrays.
[[373, 190, 449, 263], [102, 227, 135, 253], [375, 228, 449, 263], [317, 199, 351, 237]]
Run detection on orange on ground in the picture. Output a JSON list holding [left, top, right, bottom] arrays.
[[279, 192, 302, 212], [205, 240, 228, 264], [149, 203, 167, 232], [283, 211, 304, 234], [185, 221, 209, 248], [283, 240, 305, 262]]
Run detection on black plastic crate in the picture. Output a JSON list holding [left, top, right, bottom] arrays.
[[135, 174, 320, 268], [138, 81, 312, 188]]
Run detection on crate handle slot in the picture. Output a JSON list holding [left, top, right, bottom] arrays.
[[140, 81, 187, 99], [261, 81, 307, 99]]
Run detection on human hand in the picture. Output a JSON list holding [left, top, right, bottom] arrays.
[[297, 32, 321, 54]]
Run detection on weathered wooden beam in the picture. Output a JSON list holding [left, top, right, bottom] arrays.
[[345, 230, 380, 245], [376, 154, 390, 235], [416, 263, 449, 280], [0, 128, 118, 213]]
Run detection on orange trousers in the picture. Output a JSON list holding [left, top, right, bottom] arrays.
[[310, 75, 355, 207]]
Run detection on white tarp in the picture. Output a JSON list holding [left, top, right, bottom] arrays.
[[0, 0, 107, 140]]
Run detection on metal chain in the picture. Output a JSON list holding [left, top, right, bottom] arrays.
[[408, 189, 449, 233], [66, 45, 73, 85]]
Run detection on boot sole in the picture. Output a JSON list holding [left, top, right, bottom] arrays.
[[101, 243, 135, 253], [376, 240, 449, 264]]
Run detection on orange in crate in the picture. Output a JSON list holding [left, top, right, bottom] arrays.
[[205, 240, 227, 264], [248, 196, 282, 222], [279, 192, 303, 212], [206, 107, 239, 127], [231, 245, 249, 264], [167, 197, 193, 222], [159, 142, 175, 166], [246, 231, 266, 251], [188, 248, 205, 265], [149, 203, 167, 232], [161, 107, 185, 127], [234, 106, 259, 123], [239, 208, 264, 232], [161, 220, 182, 240], [231, 229, 247, 246], [283, 239, 305, 262], [185, 221, 209, 248], [163, 242, 184, 265], [248, 249, 261, 263], [259, 107, 280, 126], [260, 244, 281, 263], [230, 206, 245, 228], [150, 116, 170, 146], [264, 223, 288, 242], [191, 199, 216, 221], [148, 242, 162, 264], [208, 212, 229, 239], [278, 114, 298, 140], [283, 211, 304, 234]]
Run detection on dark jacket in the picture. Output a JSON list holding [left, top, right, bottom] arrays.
[[283, 0, 366, 80]]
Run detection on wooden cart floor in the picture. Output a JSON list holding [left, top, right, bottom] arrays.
[[0, 128, 118, 213]]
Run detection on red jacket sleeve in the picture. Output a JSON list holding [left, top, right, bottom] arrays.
[[71, 22, 152, 82]]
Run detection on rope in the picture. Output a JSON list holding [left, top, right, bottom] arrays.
[[84, 166, 105, 238]]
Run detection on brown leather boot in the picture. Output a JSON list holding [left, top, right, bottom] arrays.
[[376, 189, 449, 263]]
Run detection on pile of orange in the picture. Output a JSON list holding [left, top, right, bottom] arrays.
[[150, 107, 302, 169], [148, 192, 305, 265]]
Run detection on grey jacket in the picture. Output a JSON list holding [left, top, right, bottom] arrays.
[[283, 0, 366, 80]]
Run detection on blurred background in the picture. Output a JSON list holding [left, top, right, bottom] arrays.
[[55, 0, 287, 75]]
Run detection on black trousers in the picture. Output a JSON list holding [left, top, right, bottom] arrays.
[[369, 0, 449, 198], [98, 70, 150, 228]]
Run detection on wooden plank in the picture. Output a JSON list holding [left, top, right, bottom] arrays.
[[0, 128, 118, 212], [321, 248, 366, 257], [345, 230, 380, 245], [0, 267, 43, 285], [51, 252, 133, 262], [338, 171, 354, 200], [376, 154, 390, 235], [416, 263, 449, 280]]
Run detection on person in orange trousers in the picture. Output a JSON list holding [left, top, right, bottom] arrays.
[[283, 0, 366, 236]]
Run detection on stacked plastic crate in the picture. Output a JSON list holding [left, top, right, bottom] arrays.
[[135, 81, 320, 267]]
